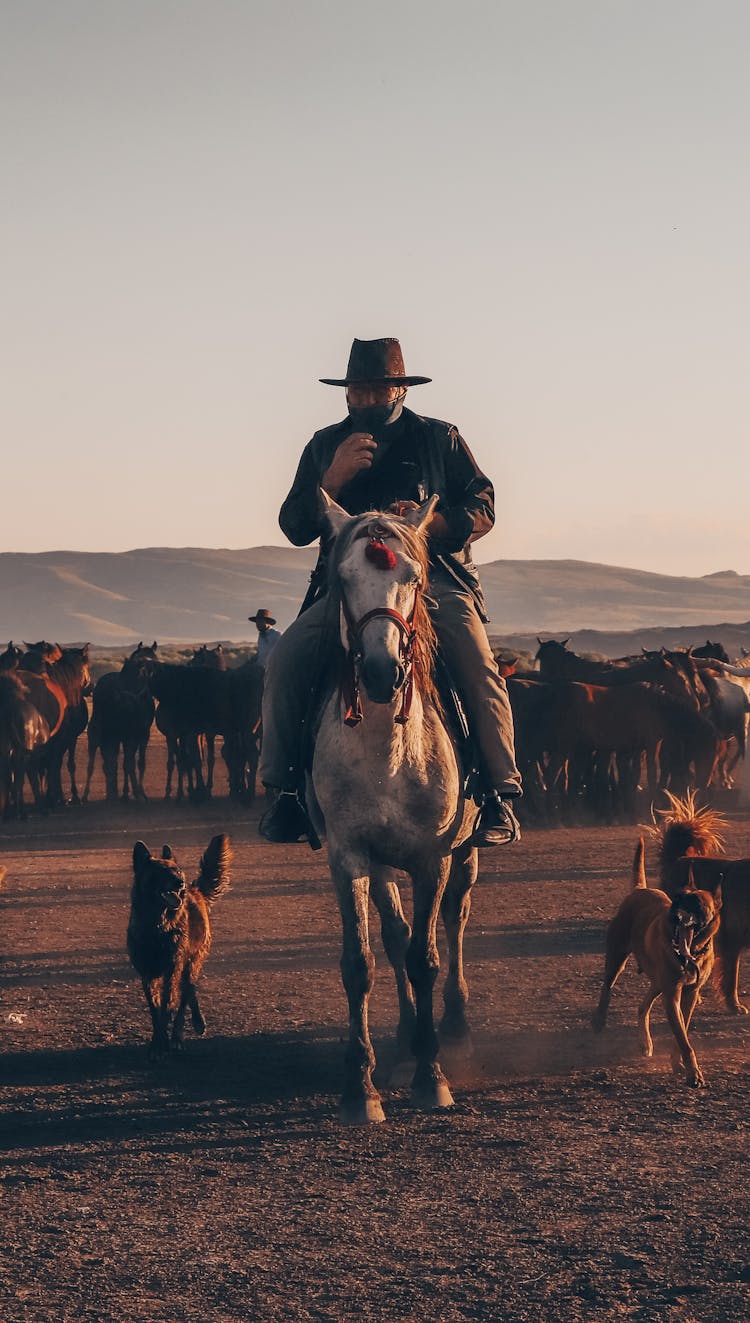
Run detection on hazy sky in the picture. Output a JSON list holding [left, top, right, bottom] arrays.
[[2, 1, 748, 575]]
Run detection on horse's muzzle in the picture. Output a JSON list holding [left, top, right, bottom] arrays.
[[361, 655, 406, 704]]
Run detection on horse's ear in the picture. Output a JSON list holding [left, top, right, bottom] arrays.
[[403, 494, 439, 531], [561, 637, 570, 648], [319, 487, 352, 538], [162, 844, 173, 860], [685, 862, 696, 892], [133, 841, 151, 871], [152, 642, 158, 651]]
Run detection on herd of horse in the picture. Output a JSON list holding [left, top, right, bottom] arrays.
[[0, 625, 748, 828], [506, 637, 750, 819], [0, 639, 264, 818]]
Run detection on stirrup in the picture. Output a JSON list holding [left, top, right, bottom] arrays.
[[259, 790, 322, 851], [471, 795, 521, 848]]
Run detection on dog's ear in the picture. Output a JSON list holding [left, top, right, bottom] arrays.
[[162, 845, 173, 860], [133, 841, 150, 871]]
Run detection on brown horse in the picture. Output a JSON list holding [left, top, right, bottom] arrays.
[[84, 644, 156, 802], [16, 646, 91, 808], [0, 672, 50, 817]]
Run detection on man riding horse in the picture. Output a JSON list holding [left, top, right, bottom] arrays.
[[259, 336, 522, 847]]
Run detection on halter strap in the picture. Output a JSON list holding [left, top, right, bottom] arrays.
[[340, 597, 420, 728]]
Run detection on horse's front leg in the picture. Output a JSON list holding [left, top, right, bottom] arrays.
[[66, 738, 81, 803], [206, 734, 215, 796], [370, 866, 416, 1057], [439, 842, 478, 1043], [331, 855, 385, 1124], [407, 857, 454, 1110]]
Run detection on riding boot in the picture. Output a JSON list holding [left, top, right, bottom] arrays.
[[471, 791, 521, 847], [259, 789, 322, 850]]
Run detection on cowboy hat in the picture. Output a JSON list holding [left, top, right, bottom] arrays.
[[248, 609, 276, 625], [319, 337, 431, 387]]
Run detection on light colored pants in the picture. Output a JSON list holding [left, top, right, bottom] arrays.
[[260, 570, 522, 796]]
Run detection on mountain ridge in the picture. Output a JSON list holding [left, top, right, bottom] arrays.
[[0, 546, 748, 646]]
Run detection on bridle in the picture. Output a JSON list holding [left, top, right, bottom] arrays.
[[339, 532, 422, 729]]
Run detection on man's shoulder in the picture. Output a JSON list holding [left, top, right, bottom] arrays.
[[404, 409, 459, 442]]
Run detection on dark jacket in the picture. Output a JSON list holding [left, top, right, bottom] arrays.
[[279, 409, 495, 618]]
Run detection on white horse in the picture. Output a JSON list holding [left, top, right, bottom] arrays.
[[310, 495, 479, 1123], [693, 658, 750, 806]]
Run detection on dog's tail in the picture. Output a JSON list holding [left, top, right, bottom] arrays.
[[632, 836, 647, 889], [195, 833, 232, 905], [650, 791, 726, 886]]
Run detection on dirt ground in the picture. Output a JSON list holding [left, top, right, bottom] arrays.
[[2, 741, 750, 1322]]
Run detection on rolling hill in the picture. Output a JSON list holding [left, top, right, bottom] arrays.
[[0, 547, 748, 652]]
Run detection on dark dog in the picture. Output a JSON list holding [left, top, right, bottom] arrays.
[[592, 838, 721, 1087], [127, 834, 231, 1058], [656, 794, 750, 1015]]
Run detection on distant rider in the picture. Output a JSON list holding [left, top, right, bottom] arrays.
[[248, 608, 281, 671]]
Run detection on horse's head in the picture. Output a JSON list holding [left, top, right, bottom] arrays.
[[65, 644, 93, 697], [324, 493, 438, 711], [0, 642, 23, 672], [535, 637, 571, 674], [123, 642, 159, 688]]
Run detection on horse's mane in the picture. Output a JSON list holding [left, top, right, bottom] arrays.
[[327, 511, 440, 712]]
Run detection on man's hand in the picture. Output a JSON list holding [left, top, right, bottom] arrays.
[[321, 433, 377, 496], [388, 499, 450, 539]]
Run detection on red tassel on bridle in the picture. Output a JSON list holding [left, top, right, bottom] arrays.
[[365, 539, 398, 571]]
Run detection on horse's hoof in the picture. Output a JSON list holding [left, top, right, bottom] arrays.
[[411, 1079, 455, 1110], [339, 1096, 386, 1125], [412, 1083, 455, 1110]]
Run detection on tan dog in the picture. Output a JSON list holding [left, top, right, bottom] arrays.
[[127, 834, 231, 1058], [592, 838, 721, 1087], [655, 793, 750, 1015]]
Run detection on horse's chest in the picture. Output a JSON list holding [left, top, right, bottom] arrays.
[[315, 744, 457, 843]]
